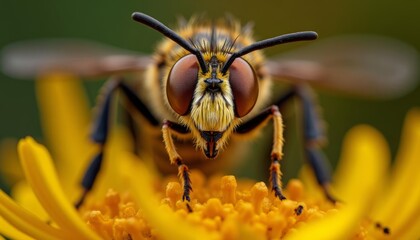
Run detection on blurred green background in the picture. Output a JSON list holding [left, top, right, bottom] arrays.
[[1, 0, 419, 188]]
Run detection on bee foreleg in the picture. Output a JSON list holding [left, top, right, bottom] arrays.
[[235, 106, 286, 200], [177, 161, 192, 203], [162, 120, 192, 203], [274, 86, 336, 203]]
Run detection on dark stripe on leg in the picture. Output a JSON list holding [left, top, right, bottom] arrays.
[[270, 159, 286, 200], [176, 159, 192, 202]]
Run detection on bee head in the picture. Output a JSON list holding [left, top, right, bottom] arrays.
[[166, 53, 252, 158], [132, 12, 316, 116], [132, 12, 318, 158]]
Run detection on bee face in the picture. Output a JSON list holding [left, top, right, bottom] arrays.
[[163, 43, 261, 158], [189, 55, 236, 132], [158, 21, 263, 158]]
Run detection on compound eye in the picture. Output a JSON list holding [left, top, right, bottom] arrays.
[[229, 58, 259, 117], [167, 54, 198, 115]]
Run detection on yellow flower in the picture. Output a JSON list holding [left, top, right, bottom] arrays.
[[0, 74, 419, 239]]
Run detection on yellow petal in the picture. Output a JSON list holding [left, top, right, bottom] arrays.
[[18, 137, 101, 240], [125, 152, 217, 240], [398, 213, 420, 240], [36, 73, 96, 198], [88, 126, 134, 201], [0, 215, 33, 240], [333, 125, 390, 202], [11, 181, 49, 221], [298, 164, 324, 201], [0, 190, 66, 240], [285, 125, 389, 240], [373, 108, 420, 238]]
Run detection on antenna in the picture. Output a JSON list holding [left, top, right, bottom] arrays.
[[132, 12, 209, 73], [221, 31, 318, 74]]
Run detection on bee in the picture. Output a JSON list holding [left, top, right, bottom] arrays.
[[2, 12, 418, 208]]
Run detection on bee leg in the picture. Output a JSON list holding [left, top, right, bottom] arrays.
[[235, 106, 286, 200], [76, 78, 160, 208], [297, 86, 336, 203], [275, 86, 336, 203], [75, 80, 116, 209], [177, 160, 193, 203], [162, 120, 193, 203]]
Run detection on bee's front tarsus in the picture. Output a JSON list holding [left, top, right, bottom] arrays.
[[177, 160, 193, 203], [270, 160, 287, 200]]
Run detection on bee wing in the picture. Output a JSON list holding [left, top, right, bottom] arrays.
[[1, 39, 153, 79], [266, 35, 419, 99]]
